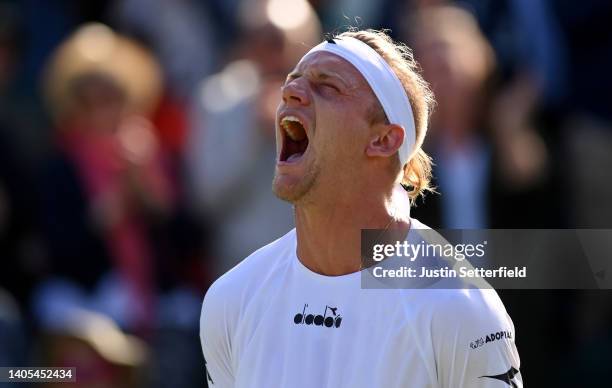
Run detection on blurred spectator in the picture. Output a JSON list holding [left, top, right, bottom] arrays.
[[405, 2, 561, 228], [407, 5, 495, 228], [447, 0, 565, 228], [186, 0, 321, 275], [32, 23, 213, 387], [35, 23, 170, 333], [39, 309, 148, 388]]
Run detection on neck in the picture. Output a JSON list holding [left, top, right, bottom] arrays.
[[294, 183, 411, 276]]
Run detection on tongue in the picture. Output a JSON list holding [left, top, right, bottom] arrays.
[[287, 152, 303, 163]]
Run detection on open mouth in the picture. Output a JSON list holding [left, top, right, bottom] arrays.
[[279, 115, 309, 163]]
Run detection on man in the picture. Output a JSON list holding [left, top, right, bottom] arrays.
[[200, 29, 522, 387]]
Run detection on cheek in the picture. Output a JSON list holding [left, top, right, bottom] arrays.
[[314, 122, 365, 165], [312, 96, 371, 161], [313, 108, 344, 147]]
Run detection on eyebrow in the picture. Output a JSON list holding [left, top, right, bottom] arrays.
[[286, 68, 349, 88]]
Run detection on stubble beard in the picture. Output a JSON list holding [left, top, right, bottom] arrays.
[[272, 160, 321, 205]]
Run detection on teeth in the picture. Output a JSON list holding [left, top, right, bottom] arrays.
[[281, 115, 302, 125], [281, 115, 306, 141]]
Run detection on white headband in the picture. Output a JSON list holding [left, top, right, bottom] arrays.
[[305, 36, 416, 166]]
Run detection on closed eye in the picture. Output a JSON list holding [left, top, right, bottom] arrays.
[[319, 82, 340, 93], [323, 83, 339, 90]]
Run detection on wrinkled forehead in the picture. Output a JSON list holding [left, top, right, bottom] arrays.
[[291, 51, 369, 89]]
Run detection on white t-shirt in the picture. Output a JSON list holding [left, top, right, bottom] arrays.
[[200, 219, 522, 387]]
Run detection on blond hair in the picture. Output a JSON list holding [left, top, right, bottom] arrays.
[[337, 29, 435, 201]]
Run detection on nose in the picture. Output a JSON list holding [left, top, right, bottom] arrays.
[[281, 79, 310, 106]]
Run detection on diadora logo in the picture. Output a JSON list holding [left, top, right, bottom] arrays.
[[293, 304, 342, 328]]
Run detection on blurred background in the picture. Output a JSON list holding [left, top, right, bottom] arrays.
[[0, 0, 611, 386]]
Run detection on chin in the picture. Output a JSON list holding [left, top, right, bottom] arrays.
[[272, 167, 319, 204], [272, 174, 305, 203]]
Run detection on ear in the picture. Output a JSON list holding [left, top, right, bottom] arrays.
[[365, 123, 405, 158]]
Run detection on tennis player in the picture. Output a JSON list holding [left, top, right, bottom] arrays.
[[200, 29, 522, 387]]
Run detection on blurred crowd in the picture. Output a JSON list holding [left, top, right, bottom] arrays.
[[0, 0, 611, 387]]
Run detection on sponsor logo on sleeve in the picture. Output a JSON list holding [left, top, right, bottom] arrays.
[[470, 330, 513, 349]]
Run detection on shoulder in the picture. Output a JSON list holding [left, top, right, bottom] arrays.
[[408, 217, 510, 326], [430, 288, 511, 333], [201, 228, 296, 318], [398, 287, 511, 339]]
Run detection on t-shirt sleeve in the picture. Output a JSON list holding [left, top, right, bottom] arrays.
[[432, 289, 523, 388], [200, 282, 235, 387]]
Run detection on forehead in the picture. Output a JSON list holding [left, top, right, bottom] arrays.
[[291, 51, 369, 88]]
